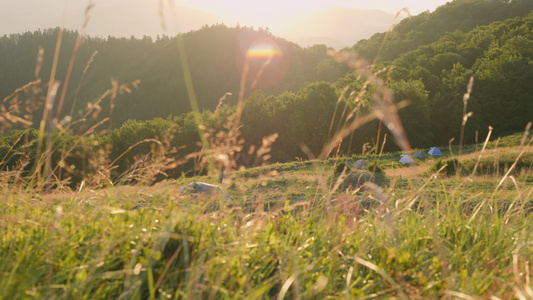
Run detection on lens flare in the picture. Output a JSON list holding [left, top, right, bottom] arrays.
[[246, 42, 282, 59], [236, 36, 289, 88]]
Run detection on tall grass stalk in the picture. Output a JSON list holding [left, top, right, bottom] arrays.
[[459, 76, 474, 155]]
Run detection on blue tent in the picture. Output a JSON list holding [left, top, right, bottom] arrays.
[[428, 147, 443, 156]]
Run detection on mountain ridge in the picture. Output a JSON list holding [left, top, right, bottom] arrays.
[[0, 2, 395, 50]]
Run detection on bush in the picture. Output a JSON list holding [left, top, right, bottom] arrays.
[[107, 118, 178, 165], [333, 160, 348, 174], [0, 129, 101, 188], [431, 158, 463, 177], [366, 161, 384, 174], [330, 168, 388, 192]]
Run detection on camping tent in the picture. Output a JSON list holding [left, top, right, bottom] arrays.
[[413, 150, 428, 159], [399, 155, 415, 164], [428, 147, 443, 156], [353, 159, 369, 169], [179, 182, 232, 201]]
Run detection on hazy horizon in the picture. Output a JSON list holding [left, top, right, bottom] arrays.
[[0, 0, 451, 48]]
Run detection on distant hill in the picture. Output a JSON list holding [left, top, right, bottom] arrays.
[[0, 2, 395, 50], [0, 1, 227, 39]]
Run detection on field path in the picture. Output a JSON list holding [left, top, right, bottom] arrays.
[[384, 164, 432, 178]]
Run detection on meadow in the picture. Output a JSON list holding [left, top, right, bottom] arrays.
[[1, 130, 533, 299]]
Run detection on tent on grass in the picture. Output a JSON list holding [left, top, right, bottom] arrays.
[[179, 182, 232, 201], [428, 147, 443, 156], [413, 150, 428, 159], [399, 154, 415, 164], [353, 159, 369, 169]]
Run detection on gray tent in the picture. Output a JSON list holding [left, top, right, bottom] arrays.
[[179, 182, 232, 201], [353, 159, 369, 169], [413, 150, 428, 159]]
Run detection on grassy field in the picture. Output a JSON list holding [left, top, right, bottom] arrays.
[[2, 137, 533, 299]]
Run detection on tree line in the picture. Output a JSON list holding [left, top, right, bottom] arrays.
[[352, 0, 533, 63], [0, 25, 350, 130]]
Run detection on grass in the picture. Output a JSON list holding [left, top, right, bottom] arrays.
[[2, 160, 533, 298]]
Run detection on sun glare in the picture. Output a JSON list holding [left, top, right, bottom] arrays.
[[246, 41, 282, 59], [236, 37, 289, 88]]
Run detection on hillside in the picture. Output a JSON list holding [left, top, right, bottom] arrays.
[[0, 25, 350, 129], [386, 13, 533, 144], [352, 0, 533, 62]]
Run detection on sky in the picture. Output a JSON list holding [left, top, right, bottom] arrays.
[[178, 0, 450, 22], [0, 0, 452, 48]]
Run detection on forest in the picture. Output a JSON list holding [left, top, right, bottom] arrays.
[[1, 0, 533, 185]]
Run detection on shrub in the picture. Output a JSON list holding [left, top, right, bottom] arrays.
[[333, 160, 348, 174], [431, 158, 463, 177], [366, 161, 384, 174], [330, 168, 388, 192]]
